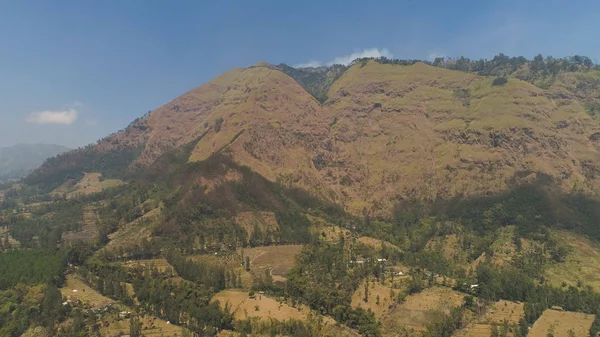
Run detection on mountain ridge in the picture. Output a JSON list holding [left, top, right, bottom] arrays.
[[0, 143, 70, 181], [26, 56, 600, 217]]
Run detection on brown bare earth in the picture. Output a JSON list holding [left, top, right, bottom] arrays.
[[529, 309, 595, 337], [382, 286, 464, 333]]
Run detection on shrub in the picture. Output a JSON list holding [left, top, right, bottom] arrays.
[[585, 102, 600, 117], [215, 117, 224, 132], [492, 77, 508, 86]]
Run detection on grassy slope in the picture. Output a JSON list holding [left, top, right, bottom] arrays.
[[545, 231, 600, 292]]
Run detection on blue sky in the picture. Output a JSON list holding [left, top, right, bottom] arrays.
[[1, 0, 599, 148]]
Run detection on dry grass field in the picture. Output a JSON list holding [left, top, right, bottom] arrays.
[[99, 313, 187, 337], [52, 173, 122, 199], [0, 226, 20, 248], [60, 275, 188, 336], [351, 279, 399, 318], [238, 245, 303, 283], [122, 258, 174, 273], [484, 300, 525, 325], [545, 231, 600, 292], [59, 274, 114, 309], [234, 211, 279, 236], [529, 309, 595, 337], [453, 323, 493, 337], [212, 290, 360, 337], [62, 206, 99, 243], [382, 286, 464, 333], [212, 289, 310, 321]]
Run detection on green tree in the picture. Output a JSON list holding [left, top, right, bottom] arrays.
[[130, 316, 142, 337], [490, 325, 499, 337]]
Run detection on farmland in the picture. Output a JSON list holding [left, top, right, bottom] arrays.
[[59, 274, 188, 337], [351, 278, 401, 318], [545, 231, 600, 292], [382, 286, 464, 333], [484, 300, 524, 325], [529, 309, 595, 337]]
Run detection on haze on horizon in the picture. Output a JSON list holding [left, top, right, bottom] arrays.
[[1, 0, 599, 148]]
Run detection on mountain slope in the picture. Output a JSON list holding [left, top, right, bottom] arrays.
[[27, 60, 600, 217], [0, 144, 69, 180]]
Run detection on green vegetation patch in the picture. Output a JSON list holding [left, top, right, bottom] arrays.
[[0, 250, 63, 289]]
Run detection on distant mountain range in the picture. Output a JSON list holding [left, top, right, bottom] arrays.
[[0, 144, 70, 180]]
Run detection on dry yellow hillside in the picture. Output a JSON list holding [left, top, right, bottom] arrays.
[[53, 61, 600, 218]]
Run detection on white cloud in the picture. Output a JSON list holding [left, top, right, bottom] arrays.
[[294, 48, 394, 68], [26, 108, 78, 125], [293, 60, 324, 68], [428, 51, 446, 61], [329, 48, 393, 66]]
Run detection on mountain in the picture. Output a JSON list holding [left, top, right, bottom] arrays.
[[7, 55, 600, 337], [0, 143, 69, 180], [28, 57, 600, 217]]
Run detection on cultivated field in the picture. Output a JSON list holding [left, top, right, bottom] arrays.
[[351, 278, 399, 318], [66, 172, 123, 198], [453, 323, 493, 337], [212, 290, 360, 337], [234, 211, 279, 236], [99, 312, 187, 337], [382, 286, 465, 333], [122, 258, 174, 273], [103, 207, 162, 252], [238, 244, 304, 283], [212, 289, 309, 321], [529, 309, 595, 337], [60, 275, 188, 336], [52, 173, 122, 199], [314, 224, 353, 243], [484, 300, 524, 325], [60, 274, 114, 309], [545, 231, 600, 292], [62, 206, 99, 243], [0, 226, 20, 248]]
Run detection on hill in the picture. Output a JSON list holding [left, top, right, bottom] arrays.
[[7, 54, 600, 336], [27, 57, 600, 218], [0, 143, 69, 180]]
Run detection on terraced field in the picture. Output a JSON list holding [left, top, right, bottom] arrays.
[[529, 309, 595, 337]]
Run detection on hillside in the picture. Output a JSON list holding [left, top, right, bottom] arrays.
[[0, 143, 69, 180], [5, 55, 600, 336], [27, 57, 600, 218]]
